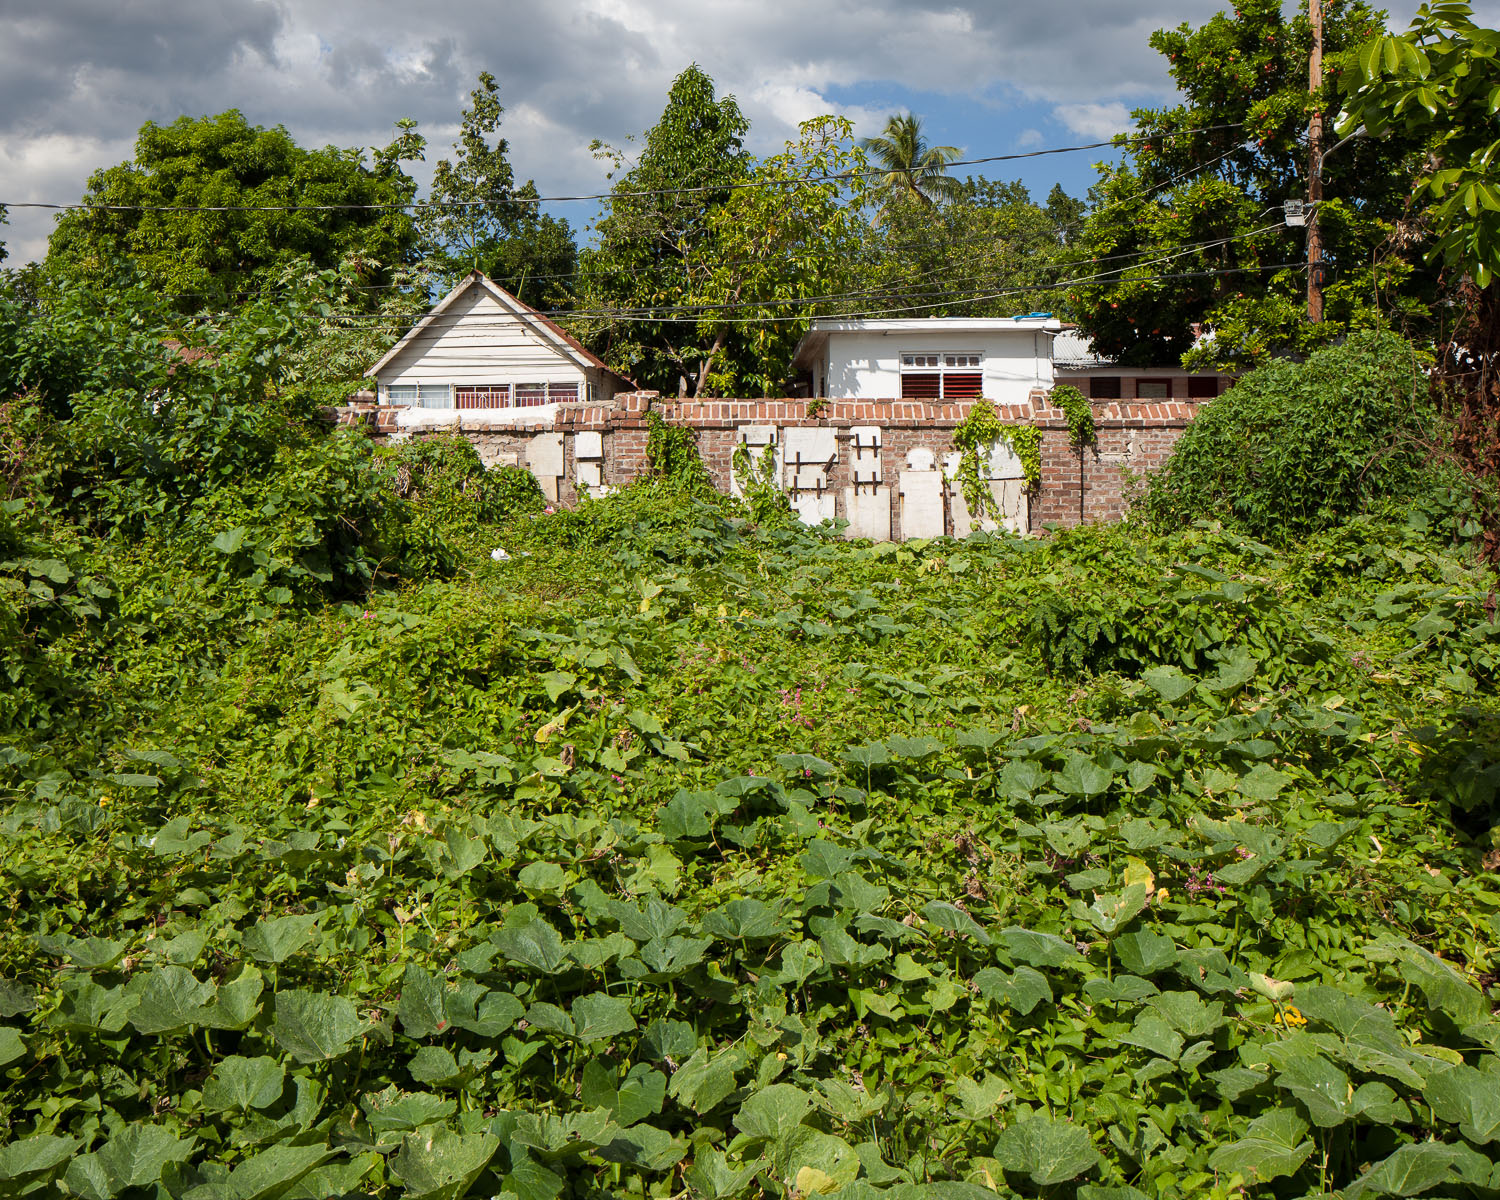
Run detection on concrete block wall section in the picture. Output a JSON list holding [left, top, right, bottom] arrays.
[[330, 390, 1205, 537]]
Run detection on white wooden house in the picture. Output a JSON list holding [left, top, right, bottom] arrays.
[[364, 271, 632, 425], [790, 315, 1064, 404]]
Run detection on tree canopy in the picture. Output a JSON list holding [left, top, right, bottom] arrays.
[[860, 113, 963, 222], [44, 111, 424, 309], [1066, 0, 1436, 369], [418, 73, 579, 309], [576, 64, 752, 395]]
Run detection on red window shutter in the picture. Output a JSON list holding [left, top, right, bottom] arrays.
[[943, 373, 983, 400], [1187, 376, 1219, 398], [1090, 376, 1121, 399], [901, 373, 941, 399]]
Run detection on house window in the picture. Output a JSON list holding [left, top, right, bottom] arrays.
[[455, 384, 510, 409], [900, 352, 982, 400], [1136, 379, 1171, 400], [1089, 376, 1121, 400], [1187, 376, 1220, 399], [384, 382, 451, 407]]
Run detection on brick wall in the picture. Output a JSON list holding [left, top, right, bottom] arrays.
[[332, 390, 1204, 538]]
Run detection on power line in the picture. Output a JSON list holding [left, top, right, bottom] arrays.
[[295, 221, 1291, 326], [2, 124, 1243, 214]]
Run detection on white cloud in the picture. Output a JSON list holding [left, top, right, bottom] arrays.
[[1052, 102, 1135, 142], [9, 0, 1498, 265], [1015, 128, 1045, 150]]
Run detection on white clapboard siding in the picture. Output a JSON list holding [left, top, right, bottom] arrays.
[[381, 287, 586, 387]]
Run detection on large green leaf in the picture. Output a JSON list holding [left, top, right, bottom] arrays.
[[733, 1083, 812, 1141], [201, 1055, 286, 1113], [1053, 753, 1114, 797], [992, 1112, 1101, 1186], [1424, 1064, 1500, 1144], [570, 992, 637, 1043], [269, 989, 367, 1063], [64, 1126, 196, 1198], [1276, 1054, 1356, 1127], [241, 914, 320, 964], [221, 1144, 336, 1200], [999, 928, 1082, 969], [399, 965, 448, 1039], [360, 1087, 456, 1136], [1207, 1108, 1313, 1183], [0, 1134, 79, 1182], [1114, 930, 1177, 975], [1343, 1141, 1467, 1198], [973, 967, 1051, 1015], [667, 1047, 740, 1114], [494, 920, 569, 974], [388, 1129, 500, 1200], [922, 901, 991, 944], [126, 965, 216, 1035], [701, 899, 785, 941]]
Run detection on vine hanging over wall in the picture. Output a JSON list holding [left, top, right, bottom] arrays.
[[645, 411, 715, 495], [952, 398, 1042, 519], [1051, 385, 1097, 451]]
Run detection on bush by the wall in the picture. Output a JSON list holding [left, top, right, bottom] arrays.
[[1145, 330, 1437, 540]]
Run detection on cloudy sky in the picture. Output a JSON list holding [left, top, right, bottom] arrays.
[[0, 0, 1484, 264]]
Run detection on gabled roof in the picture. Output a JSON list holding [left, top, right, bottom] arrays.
[[364, 271, 634, 386]]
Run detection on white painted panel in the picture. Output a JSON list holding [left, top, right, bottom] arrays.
[[899, 470, 946, 539], [950, 479, 1029, 537], [576, 462, 603, 490], [792, 491, 837, 525], [574, 430, 603, 459], [843, 487, 892, 541], [527, 432, 564, 504], [987, 439, 1025, 480], [853, 464, 882, 485], [906, 446, 936, 471], [782, 426, 836, 466], [787, 467, 829, 492], [850, 425, 882, 449]]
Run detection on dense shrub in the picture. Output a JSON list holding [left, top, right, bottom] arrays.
[[1145, 330, 1439, 540]]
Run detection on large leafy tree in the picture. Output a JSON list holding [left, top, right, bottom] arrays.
[[44, 111, 424, 309], [575, 65, 751, 395], [860, 114, 962, 223], [690, 116, 869, 396], [1340, 2, 1500, 561], [861, 177, 1076, 318], [1066, 0, 1434, 369], [418, 72, 579, 308]]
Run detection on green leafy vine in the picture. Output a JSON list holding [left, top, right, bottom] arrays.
[[953, 399, 1041, 518], [1052, 384, 1097, 451], [645, 411, 715, 495]]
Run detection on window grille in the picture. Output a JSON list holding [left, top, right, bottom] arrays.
[[1135, 379, 1171, 400], [899, 352, 983, 400]]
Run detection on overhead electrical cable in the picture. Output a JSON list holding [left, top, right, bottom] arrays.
[[1, 123, 1244, 214]]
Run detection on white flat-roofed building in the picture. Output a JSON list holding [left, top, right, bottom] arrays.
[[364, 271, 633, 427], [790, 314, 1065, 405]]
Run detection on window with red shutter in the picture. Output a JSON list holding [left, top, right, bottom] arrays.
[[900, 352, 983, 399], [901, 373, 941, 399], [1089, 376, 1121, 400]]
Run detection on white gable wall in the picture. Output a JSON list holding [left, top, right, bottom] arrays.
[[817, 328, 1055, 404], [377, 286, 587, 391]]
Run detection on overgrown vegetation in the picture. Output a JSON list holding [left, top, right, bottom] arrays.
[[2, 274, 1499, 1199], [1145, 330, 1441, 542]]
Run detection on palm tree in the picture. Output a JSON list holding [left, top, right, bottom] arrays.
[[860, 114, 963, 223]]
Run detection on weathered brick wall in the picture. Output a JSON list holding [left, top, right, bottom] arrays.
[[332, 390, 1205, 537]]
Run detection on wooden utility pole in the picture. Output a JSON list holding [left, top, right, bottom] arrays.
[[1307, 0, 1325, 322]]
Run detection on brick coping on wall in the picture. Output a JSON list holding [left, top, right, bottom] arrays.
[[332, 390, 1207, 434]]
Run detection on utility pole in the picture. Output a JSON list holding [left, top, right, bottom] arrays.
[[1307, 0, 1325, 322]]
